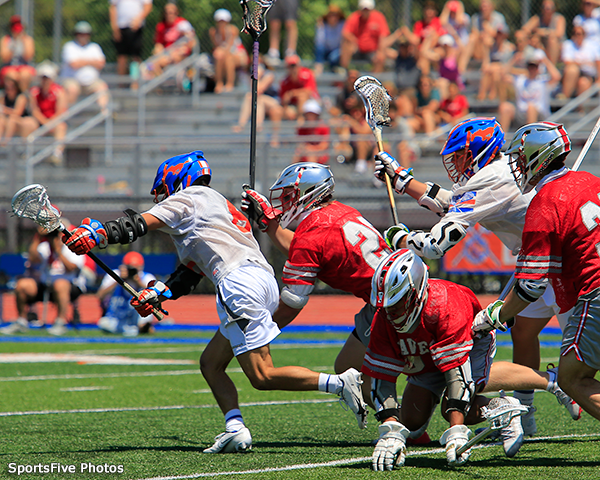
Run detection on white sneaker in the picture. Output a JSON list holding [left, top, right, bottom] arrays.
[[493, 396, 524, 458], [47, 319, 67, 336], [338, 368, 368, 429], [547, 365, 582, 420], [203, 427, 252, 453], [354, 159, 368, 174], [520, 407, 537, 437], [0, 318, 29, 334], [97, 317, 118, 333]]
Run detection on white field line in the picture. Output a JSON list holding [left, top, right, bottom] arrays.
[[132, 433, 600, 480], [0, 353, 195, 365], [60, 386, 114, 392]]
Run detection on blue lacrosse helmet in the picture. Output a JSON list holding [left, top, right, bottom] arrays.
[[151, 150, 211, 202], [440, 117, 505, 184]]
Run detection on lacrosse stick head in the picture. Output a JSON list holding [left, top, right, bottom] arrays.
[[484, 397, 530, 430], [240, 0, 275, 41], [353, 75, 392, 136], [11, 184, 63, 233]]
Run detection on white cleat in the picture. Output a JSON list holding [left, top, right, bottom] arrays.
[[520, 407, 537, 437], [203, 427, 252, 453], [0, 318, 29, 335], [495, 396, 525, 458], [338, 368, 368, 429], [547, 365, 582, 420], [47, 321, 68, 336]]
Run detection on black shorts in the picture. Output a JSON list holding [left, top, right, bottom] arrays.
[[114, 27, 144, 57], [29, 281, 83, 305], [267, 0, 298, 21]]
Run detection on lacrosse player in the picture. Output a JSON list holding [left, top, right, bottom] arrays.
[[374, 117, 581, 433], [366, 248, 524, 471], [475, 122, 600, 422], [62, 151, 367, 453]]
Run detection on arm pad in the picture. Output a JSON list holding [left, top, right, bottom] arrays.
[[417, 183, 452, 217], [444, 362, 475, 415], [105, 209, 148, 245], [515, 278, 548, 303], [371, 377, 399, 413], [405, 221, 468, 259], [164, 264, 204, 299], [280, 284, 313, 309]]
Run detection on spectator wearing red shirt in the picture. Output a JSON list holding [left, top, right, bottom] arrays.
[[293, 100, 330, 164], [0, 15, 36, 91], [340, 0, 390, 73], [413, 1, 446, 44], [279, 55, 319, 120], [438, 81, 469, 126], [30, 62, 68, 165]]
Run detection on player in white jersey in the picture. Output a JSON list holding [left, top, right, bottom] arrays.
[[62, 151, 367, 453], [374, 117, 581, 433]]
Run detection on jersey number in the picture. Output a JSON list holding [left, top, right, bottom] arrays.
[[580, 195, 600, 256], [342, 218, 388, 270]]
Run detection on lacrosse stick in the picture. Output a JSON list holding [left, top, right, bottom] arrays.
[[354, 75, 399, 225], [456, 396, 530, 456], [11, 184, 165, 321], [240, 0, 276, 189]]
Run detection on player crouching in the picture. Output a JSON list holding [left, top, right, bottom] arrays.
[[364, 249, 526, 471]]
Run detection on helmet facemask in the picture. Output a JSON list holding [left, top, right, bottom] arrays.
[[443, 148, 473, 183]]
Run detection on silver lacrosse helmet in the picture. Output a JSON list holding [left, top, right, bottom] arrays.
[[506, 122, 571, 193], [370, 249, 429, 334], [269, 162, 335, 229]]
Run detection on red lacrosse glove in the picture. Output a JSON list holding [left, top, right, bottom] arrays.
[[130, 280, 172, 317], [241, 184, 281, 232], [62, 218, 108, 255]]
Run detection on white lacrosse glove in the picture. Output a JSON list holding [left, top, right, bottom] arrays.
[[383, 224, 410, 250], [241, 184, 281, 232], [372, 421, 410, 471], [473, 300, 509, 336], [440, 424, 472, 466], [374, 152, 414, 194]]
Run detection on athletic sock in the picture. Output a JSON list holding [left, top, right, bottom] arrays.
[[318, 373, 343, 394], [514, 389, 535, 406], [225, 409, 245, 433]]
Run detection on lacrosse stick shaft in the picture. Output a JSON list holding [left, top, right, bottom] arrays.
[[374, 135, 400, 225], [456, 427, 493, 456], [249, 41, 259, 189]]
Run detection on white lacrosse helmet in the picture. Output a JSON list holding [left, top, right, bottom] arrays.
[[370, 249, 429, 334], [269, 162, 335, 229], [505, 122, 571, 193]]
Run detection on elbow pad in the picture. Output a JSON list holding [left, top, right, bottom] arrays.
[[280, 284, 313, 309], [405, 221, 468, 259], [515, 278, 548, 303], [164, 264, 204, 299], [444, 362, 475, 416], [417, 183, 452, 217], [105, 209, 148, 245]]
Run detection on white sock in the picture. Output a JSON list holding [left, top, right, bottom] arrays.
[[225, 409, 245, 433], [318, 373, 343, 394], [268, 48, 280, 58], [514, 390, 535, 406]]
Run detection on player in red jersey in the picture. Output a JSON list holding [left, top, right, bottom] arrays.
[[365, 249, 524, 470], [475, 122, 600, 422]]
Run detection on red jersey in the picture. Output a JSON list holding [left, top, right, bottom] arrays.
[[342, 10, 390, 53], [279, 67, 319, 102], [30, 83, 63, 119], [297, 123, 330, 164], [516, 170, 600, 312], [440, 94, 469, 119], [154, 17, 193, 48], [362, 279, 481, 381], [283, 202, 390, 303], [413, 17, 445, 43]]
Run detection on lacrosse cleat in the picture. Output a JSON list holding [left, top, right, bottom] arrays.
[[547, 364, 582, 420], [520, 407, 538, 437], [203, 427, 252, 453], [338, 368, 368, 429], [495, 396, 525, 458], [47, 318, 67, 336], [0, 317, 29, 335]]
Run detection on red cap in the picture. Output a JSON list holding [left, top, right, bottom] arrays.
[[10, 15, 23, 34], [285, 54, 301, 66], [123, 251, 144, 268], [448, 1, 460, 12]]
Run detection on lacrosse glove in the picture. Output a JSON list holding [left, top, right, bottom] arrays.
[[374, 152, 414, 194], [440, 424, 472, 465], [473, 300, 509, 336], [372, 421, 410, 471], [241, 184, 281, 232], [131, 280, 172, 317], [63, 218, 108, 255], [383, 224, 410, 250]]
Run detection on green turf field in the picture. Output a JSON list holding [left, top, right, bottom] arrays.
[[0, 329, 598, 480]]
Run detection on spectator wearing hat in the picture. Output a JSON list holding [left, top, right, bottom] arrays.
[[61, 21, 109, 110], [498, 50, 561, 132], [314, 5, 346, 76], [97, 251, 156, 337], [109, 0, 153, 85], [521, 0, 565, 64], [209, 9, 249, 94], [339, 0, 391, 73], [439, 0, 470, 49], [293, 99, 330, 164], [560, 25, 600, 99], [29, 61, 68, 165], [279, 54, 319, 121], [265, 0, 299, 67], [0, 15, 36, 91]]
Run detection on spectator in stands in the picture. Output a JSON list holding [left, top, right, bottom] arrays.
[[232, 56, 282, 147], [439, 80, 469, 126], [0, 15, 35, 92], [329, 68, 360, 117], [477, 22, 514, 101], [573, 0, 600, 44], [144, 2, 196, 79], [29, 62, 68, 166], [293, 99, 330, 164], [97, 251, 156, 337], [265, 0, 298, 66], [0, 222, 86, 336], [439, 0, 470, 49], [341, 101, 376, 174], [209, 9, 249, 94], [109, 0, 153, 86], [339, 0, 390, 73], [0, 75, 37, 147], [521, 0, 565, 65], [421, 33, 463, 100], [392, 37, 421, 94], [279, 54, 319, 121], [560, 25, 600, 99], [498, 50, 561, 133], [406, 75, 441, 135], [314, 4, 345, 76], [61, 21, 109, 111], [388, 101, 420, 167]]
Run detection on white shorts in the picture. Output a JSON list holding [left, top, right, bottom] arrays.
[[562, 287, 600, 371], [217, 264, 281, 356], [519, 284, 571, 331]]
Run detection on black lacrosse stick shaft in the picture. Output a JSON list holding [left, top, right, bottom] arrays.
[[249, 41, 259, 189]]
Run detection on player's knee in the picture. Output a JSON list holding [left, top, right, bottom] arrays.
[[245, 371, 271, 391]]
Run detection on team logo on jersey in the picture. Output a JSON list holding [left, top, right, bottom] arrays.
[[449, 191, 477, 213]]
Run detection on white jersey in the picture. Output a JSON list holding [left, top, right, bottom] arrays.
[[146, 186, 274, 285]]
